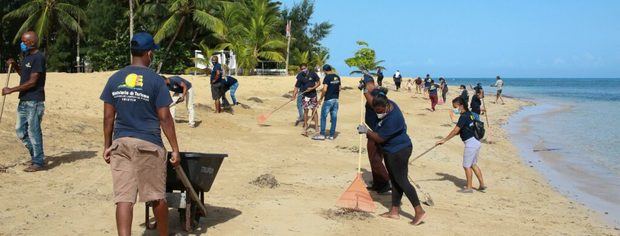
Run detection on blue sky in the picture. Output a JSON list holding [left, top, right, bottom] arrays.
[[279, 0, 620, 78]]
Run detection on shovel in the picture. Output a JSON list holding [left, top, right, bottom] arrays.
[[336, 91, 376, 212], [0, 64, 13, 124]]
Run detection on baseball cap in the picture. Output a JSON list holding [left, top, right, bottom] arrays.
[[322, 64, 332, 71], [130, 32, 160, 51]]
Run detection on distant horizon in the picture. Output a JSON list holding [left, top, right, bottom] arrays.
[[280, 0, 620, 78]]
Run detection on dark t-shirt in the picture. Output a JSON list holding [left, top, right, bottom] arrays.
[[322, 74, 341, 100], [441, 81, 448, 91], [460, 89, 469, 103], [295, 71, 319, 98], [100, 66, 173, 147], [470, 95, 482, 115], [210, 63, 223, 83], [18, 51, 46, 101], [224, 76, 238, 89], [428, 84, 439, 95], [167, 76, 192, 93], [424, 78, 431, 88], [377, 71, 384, 79], [456, 111, 476, 141], [415, 78, 422, 85], [362, 75, 379, 129], [376, 100, 412, 154]]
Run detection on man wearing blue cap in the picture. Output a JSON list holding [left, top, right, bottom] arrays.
[[313, 64, 340, 140], [100, 32, 180, 236]]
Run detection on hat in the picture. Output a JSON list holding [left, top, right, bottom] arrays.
[[322, 64, 332, 71], [131, 32, 159, 51]]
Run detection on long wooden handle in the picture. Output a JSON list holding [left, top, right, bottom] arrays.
[[174, 165, 208, 216], [358, 90, 364, 173], [409, 144, 438, 164], [0, 64, 13, 124]]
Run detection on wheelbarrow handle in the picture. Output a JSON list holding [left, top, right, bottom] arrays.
[[174, 165, 208, 216]]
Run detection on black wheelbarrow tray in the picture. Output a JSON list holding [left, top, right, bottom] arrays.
[[144, 152, 228, 232]]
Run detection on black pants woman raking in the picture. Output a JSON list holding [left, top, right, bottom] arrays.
[[383, 146, 421, 208]]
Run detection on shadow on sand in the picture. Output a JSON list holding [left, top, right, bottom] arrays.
[[142, 205, 242, 235], [46, 151, 97, 169]]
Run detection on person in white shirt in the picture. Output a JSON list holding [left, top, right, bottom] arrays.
[[492, 76, 505, 104]]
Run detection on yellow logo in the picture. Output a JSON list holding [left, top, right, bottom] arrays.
[[121, 73, 144, 89]]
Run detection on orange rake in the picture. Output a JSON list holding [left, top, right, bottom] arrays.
[[336, 90, 376, 212], [257, 99, 294, 124]]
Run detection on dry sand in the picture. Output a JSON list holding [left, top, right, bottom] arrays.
[[0, 72, 617, 235]]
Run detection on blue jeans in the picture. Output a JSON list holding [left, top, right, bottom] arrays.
[[320, 99, 339, 136], [296, 94, 303, 121], [229, 82, 239, 104], [16, 101, 45, 166]]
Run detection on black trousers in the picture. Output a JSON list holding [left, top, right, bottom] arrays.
[[384, 146, 421, 207]]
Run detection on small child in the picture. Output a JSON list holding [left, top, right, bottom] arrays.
[[406, 79, 414, 92]]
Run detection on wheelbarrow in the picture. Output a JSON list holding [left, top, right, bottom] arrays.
[[145, 152, 228, 232]]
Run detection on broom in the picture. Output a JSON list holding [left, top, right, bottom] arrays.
[[0, 64, 13, 124]]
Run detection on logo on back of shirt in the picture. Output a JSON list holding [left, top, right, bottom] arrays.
[[25, 62, 31, 68], [119, 73, 144, 90]]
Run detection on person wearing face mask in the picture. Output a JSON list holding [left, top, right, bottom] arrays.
[[99, 32, 181, 236], [436, 97, 486, 193], [358, 72, 392, 194], [3, 31, 47, 172], [357, 93, 426, 226], [293, 63, 320, 136]]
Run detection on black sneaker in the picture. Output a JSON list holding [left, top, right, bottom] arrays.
[[376, 185, 392, 195]]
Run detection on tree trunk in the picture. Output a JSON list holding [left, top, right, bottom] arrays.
[[129, 0, 134, 62], [156, 15, 186, 73]]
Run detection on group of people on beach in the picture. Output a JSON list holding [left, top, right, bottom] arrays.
[[2, 31, 507, 234]]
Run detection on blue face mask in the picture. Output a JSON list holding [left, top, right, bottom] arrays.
[[20, 42, 29, 53]]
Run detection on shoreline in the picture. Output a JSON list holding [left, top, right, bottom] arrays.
[[504, 97, 620, 227], [0, 73, 617, 235]]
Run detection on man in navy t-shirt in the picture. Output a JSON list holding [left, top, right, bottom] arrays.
[[163, 75, 196, 127], [313, 64, 340, 140], [292, 63, 320, 135], [100, 32, 180, 236], [3, 31, 47, 172], [210, 56, 224, 113], [357, 72, 391, 194]]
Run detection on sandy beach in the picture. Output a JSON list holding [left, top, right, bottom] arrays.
[[0, 72, 617, 235]]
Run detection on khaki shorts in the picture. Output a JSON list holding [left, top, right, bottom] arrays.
[[109, 137, 167, 203]]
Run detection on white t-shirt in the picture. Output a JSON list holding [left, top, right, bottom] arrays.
[[495, 79, 504, 90]]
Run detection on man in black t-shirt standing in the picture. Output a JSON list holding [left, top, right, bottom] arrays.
[[3, 31, 47, 172], [293, 64, 320, 136], [313, 64, 340, 140]]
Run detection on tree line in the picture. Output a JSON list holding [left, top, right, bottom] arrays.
[[0, 0, 332, 75]]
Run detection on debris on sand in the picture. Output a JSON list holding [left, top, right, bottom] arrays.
[[434, 136, 443, 140], [239, 103, 252, 109], [282, 93, 293, 99], [335, 145, 366, 154], [247, 97, 264, 103], [440, 123, 452, 127], [322, 208, 374, 221], [250, 174, 279, 188], [341, 86, 353, 91]]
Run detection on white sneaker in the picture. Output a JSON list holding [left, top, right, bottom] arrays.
[[312, 134, 326, 140], [327, 136, 335, 140]]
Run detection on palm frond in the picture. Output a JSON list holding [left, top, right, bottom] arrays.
[[154, 13, 182, 43]]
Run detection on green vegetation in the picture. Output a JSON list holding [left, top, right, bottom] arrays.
[[345, 41, 385, 76], [0, 0, 331, 74]]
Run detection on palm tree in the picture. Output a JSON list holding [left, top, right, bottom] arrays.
[[155, 0, 224, 51], [345, 41, 385, 76], [2, 0, 86, 50], [218, 0, 285, 75]]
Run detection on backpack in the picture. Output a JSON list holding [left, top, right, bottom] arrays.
[[469, 113, 485, 140]]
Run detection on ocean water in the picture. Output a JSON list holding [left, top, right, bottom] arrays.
[[446, 77, 620, 226]]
